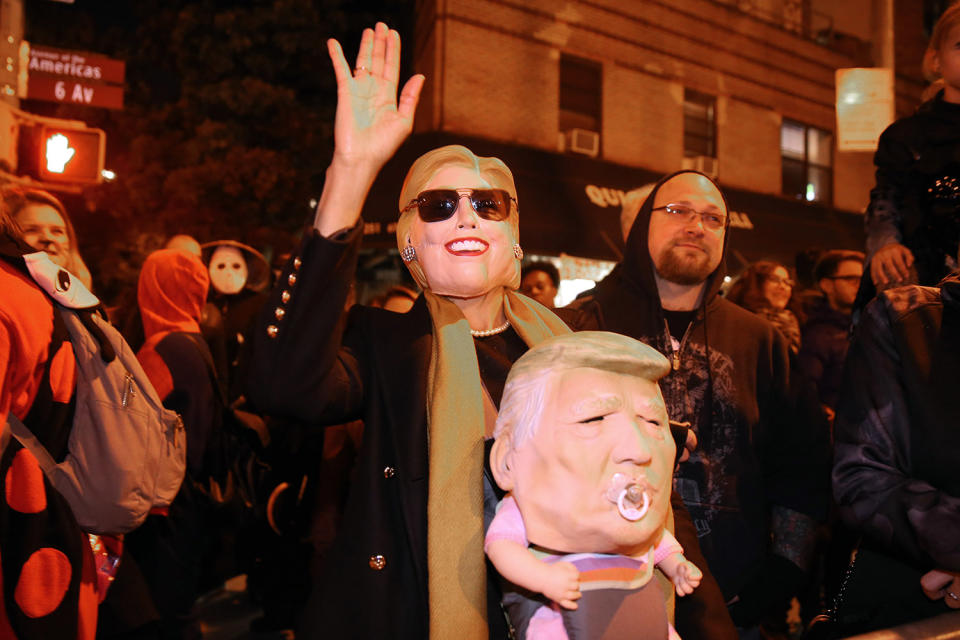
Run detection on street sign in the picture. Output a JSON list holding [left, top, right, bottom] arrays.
[[26, 75, 124, 110], [20, 43, 125, 110], [26, 44, 125, 85]]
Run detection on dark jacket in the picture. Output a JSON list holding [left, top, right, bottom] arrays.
[[861, 91, 960, 299], [247, 225, 517, 639], [560, 171, 830, 628], [832, 273, 960, 630], [834, 273, 960, 569], [797, 296, 851, 411]]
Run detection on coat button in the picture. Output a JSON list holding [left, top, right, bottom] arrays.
[[266, 325, 279, 338], [287, 273, 297, 286], [369, 554, 386, 571], [275, 307, 286, 320], [383, 466, 395, 478], [293, 256, 302, 270], [281, 290, 291, 304]]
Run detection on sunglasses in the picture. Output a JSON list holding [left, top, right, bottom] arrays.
[[402, 188, 516, 223]]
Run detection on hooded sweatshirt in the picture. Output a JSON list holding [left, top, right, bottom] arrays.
[[561, 171, 830, 612], [136, 249, 216, 475]]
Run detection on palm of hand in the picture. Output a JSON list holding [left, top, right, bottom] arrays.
[[335, 73, 412, 165], [327, 25, 423, 171]]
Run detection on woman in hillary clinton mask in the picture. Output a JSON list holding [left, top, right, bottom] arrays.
[[246, 23, 570, 640]]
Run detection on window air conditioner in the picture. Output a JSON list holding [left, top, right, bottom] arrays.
[[564, 128, 600, 157], [681, 155, 719, 178]]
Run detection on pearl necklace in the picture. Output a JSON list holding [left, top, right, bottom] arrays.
[[471, 320, 510, 338]]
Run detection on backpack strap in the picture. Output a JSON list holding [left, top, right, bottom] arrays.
[[183, 333, 228, 407], [6, 412, 58, 478]]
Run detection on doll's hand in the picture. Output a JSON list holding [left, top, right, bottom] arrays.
[[672, 559, 703, 596], [540, 561, 581, 610]]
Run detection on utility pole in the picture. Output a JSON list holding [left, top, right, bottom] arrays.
[[1, 0, 23, 173]]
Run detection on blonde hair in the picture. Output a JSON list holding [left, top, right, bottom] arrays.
[[494, 331, 670, 450], [396, 145, 520, 290], [923, 2, 960, 82], [1, 185, 93, 288]]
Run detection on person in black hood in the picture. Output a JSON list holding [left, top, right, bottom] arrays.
[[560, 171, 831, 635]]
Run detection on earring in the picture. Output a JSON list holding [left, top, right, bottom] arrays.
[[513, 244, 523, 260], [400, 245, 417, 263]]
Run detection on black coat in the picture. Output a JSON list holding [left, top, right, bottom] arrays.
[[247, 226, 506, 638]]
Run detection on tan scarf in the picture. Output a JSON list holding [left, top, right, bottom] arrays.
[[424, 289, 570, 639]]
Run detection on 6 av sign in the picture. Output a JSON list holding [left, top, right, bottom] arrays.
[[27, 75, 124, 110]]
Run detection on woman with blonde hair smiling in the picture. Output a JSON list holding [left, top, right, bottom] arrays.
[[247, 23, 571, 639], [1, 186, 93, 290]]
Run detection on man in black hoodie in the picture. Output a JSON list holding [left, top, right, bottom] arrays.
[[562, 171, 830, 634]]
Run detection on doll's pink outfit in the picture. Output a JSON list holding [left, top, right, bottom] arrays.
[[486, 496, 684, 640]]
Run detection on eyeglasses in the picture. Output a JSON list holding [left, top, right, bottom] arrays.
[[827, 275, 861, 284], [652, 203, 726, 230], [766, 275, 795, 288], [402, 188, 516, 223]]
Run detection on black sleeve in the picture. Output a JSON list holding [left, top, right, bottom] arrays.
[[760, 330, 832, 523], [245, 224, 367, 425], [672, 491, 739, 640], [865, 122, 915, 255]]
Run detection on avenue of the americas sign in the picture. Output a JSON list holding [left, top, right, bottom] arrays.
[[19, 43, 125, 110]]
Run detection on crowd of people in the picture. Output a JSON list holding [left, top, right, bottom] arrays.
[[1, 5, 959, 640]]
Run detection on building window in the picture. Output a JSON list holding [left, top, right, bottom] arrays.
[[781, 119, 833, 204], [684, 89, 716, 158], [559, 53, 601, 135]]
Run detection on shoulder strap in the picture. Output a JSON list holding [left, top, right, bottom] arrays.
[[6, 412, 58, 476]]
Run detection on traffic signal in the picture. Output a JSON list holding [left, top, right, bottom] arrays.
[[36, 124, 105, 184]]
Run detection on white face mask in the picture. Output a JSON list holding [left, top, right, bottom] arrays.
[[208, 246, 248, 295]]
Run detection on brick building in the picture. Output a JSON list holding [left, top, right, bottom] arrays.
[[360, 0, 936, 279]]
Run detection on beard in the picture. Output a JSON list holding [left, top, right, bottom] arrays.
[[653, 244, 716, 285]]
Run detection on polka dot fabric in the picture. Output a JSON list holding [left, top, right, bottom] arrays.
[[1, 256, 97, 639]]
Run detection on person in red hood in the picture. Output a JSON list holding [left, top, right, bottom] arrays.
[[113, 249, 218, 640], [137, 249, 216, 477]]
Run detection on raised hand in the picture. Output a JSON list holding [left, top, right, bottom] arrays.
[[327, 23, 425, 173], [315, 23, 425, 236]]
